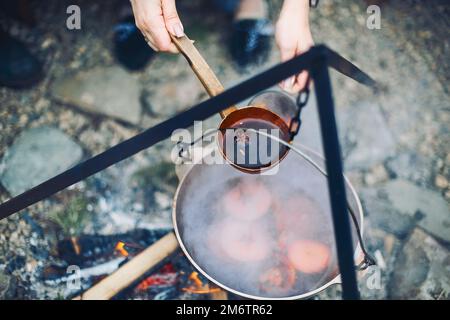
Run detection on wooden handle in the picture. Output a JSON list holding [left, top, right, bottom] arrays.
[[74, 232, 179, 300], [171, 34, 237, 119]]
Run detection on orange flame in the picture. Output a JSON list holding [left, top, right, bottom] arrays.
[[182, 288, 222, 294], [115, 241, 129, 257], [182, 271, 221, 294], [189, 271, 203, 288]]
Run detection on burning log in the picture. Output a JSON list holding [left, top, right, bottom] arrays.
[[74, 232, 179, 300], [58, 229, 168, 266], [44, 257, 127, 286]]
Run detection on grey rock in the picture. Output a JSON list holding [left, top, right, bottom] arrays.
[[0, 126, 83, 196], [389, 228, 450, 299], [340, 102, 396, 169], [381, 179, 450, 242], [0, 268, 18, 299], [0, 271, 10, 298], [142, 73, 204, 118], [361, 188, 415, 239], [385, 153, 434, 187], [364, 164, 390, 186], [51, 67, 142, 125]]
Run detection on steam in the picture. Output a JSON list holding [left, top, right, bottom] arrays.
[[176, 144, 356, 298]]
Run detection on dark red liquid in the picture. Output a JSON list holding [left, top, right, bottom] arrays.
[[221, 118, 290, 170]]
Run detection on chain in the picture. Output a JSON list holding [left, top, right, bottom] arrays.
[[288, 79, 310, 140]]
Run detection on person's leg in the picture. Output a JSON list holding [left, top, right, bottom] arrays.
[[234, 0, 267, 19]]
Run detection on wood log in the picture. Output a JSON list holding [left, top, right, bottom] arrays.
[[74, 232, 179, 300]]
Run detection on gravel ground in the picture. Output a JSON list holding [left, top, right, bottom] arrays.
[[0, 0, 449, 300]]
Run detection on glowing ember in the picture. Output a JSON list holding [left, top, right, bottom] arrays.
[[137, 263, 177, 291]]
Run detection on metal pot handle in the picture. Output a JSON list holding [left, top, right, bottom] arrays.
[[347, 204, 377, 271]]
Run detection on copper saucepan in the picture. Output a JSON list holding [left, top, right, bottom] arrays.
[[171, 34, 291, 174]]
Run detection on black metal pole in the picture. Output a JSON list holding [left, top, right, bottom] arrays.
[[0, 46, 375, 221], [311, 58, 360, 300]]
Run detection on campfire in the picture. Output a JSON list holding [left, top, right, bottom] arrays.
[[42, 229, 229, 300]]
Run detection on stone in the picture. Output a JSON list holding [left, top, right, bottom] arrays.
[[381, 179, 450, 242], [142, 73, 204, 119], [435, 174, 448, 189], [0, 126, 83, 196], [364, 164, 389, 186], [385, 152, 434, 187], [360, 188, 415, 239], [340, 102, 396, 169], [51, 66, 142, 125], [389, 228, 450, 299], [0, 271, 10, 298]]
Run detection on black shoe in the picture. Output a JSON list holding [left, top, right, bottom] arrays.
[[0, 32, 43, 89], [229, 19, 272, 70], [113, 17, 156, 71]]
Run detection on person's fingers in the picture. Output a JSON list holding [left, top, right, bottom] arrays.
[[147, 24, 179, 53], [276, 40, 297, 91], [143, 35, 158, 52], [281, 33, 314, 93], [290, 71, 309, 93], [131, 0, 178, 53], [162, 0, 184, 38], [290, 35, 314, 92]]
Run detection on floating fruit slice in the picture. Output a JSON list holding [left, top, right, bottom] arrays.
[[287, 240, 331, 274], [222, 179, 272, 221], [219, 219, 272, 262]]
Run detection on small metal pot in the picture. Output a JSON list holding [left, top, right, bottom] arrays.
[[171, 34, 291, 174]]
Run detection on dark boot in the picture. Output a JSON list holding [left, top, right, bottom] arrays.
[[113, 16, 156, 71], [0, 31, 43, 89], [229, 18, 272, 70]]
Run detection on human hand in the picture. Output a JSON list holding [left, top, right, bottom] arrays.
[[275, 0, 314, 93], [130, 0, 184, 53]]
